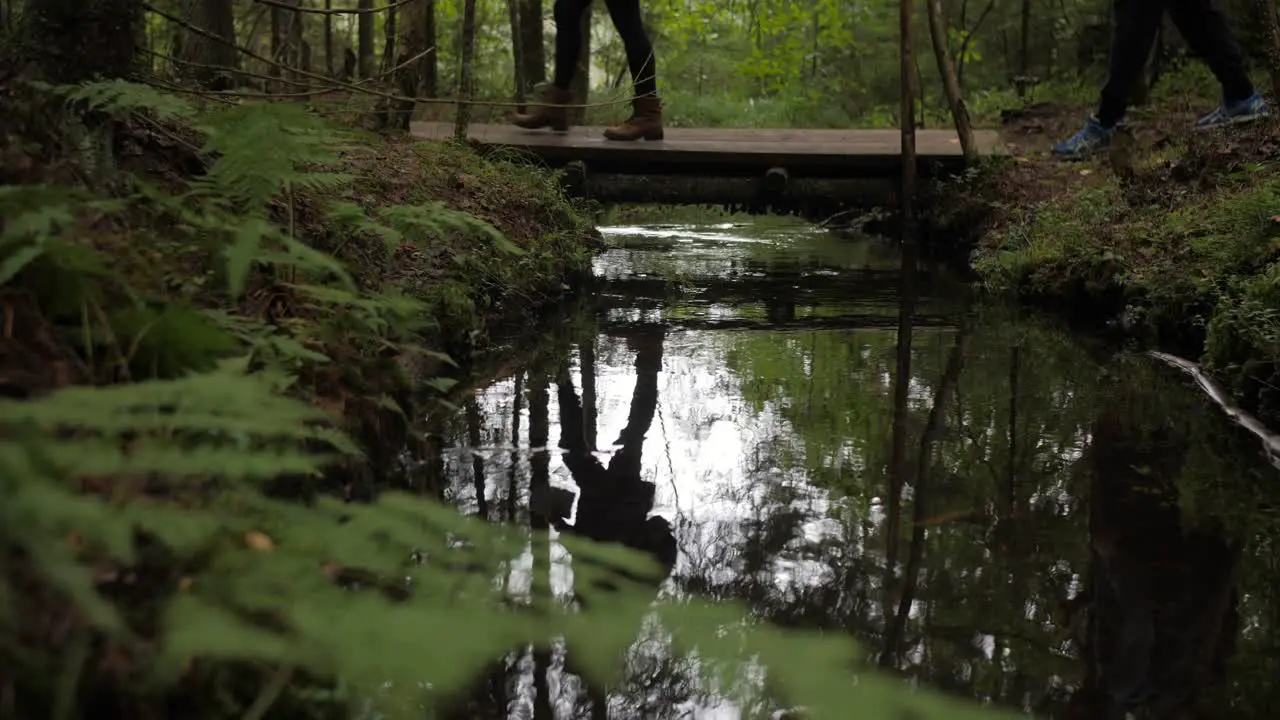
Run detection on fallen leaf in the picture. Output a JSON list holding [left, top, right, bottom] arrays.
[[245, 532, 274, 551]]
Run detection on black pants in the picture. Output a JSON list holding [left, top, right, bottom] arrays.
[[552, 0, 658, 98], [1098, 0, 1254, 127]]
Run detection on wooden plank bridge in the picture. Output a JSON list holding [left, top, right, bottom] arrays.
[[409, 122, 1005, 211]]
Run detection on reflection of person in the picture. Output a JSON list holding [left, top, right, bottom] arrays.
[[511, 0, 663, 142], [531, 330, 677, 573], [1061, 405, 1240, 719], [1053, 1, 1267, 160]]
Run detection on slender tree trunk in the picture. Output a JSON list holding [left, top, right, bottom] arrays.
[[925, 0, 976, 159], [270, 4, 283, 91], [288, 0, 304, 83], [357, 0, 375, 77], [1017, 0, 1031, 90], [898, 0, 917, 225], [381, 6, 397, 73], [505, 372, 524, 523], [323, 0, 333, 75], [581, 338, 597, 449], [423, 0, 439, 96], [569, 7, 591, 124], [508, 0, 526, 109], [467, 399, 488, 519], [1260, 0, 1280, 99], [454, 0, 479, 139], [879, 323, 969, 667], [517, 0, 546, 92]]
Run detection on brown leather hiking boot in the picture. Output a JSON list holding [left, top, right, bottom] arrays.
[[604, 95, 664, 141], [512, 86, 572, 131]]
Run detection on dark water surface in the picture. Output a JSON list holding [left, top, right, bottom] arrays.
[[417, 218, 1280, 719]]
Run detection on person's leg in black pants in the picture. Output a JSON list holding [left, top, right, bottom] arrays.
[[597, 0, 664, 141], [512, 0, 664, 141], [1097, 0, 1167, 129], [1167, 0, 1257, 114], [1054, 0, 1267, 160]]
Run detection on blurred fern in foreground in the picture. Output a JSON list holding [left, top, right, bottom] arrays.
[[0, 365, 1012, 719]]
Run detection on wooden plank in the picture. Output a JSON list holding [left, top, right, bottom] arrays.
[[409, 121, 1004, 160]]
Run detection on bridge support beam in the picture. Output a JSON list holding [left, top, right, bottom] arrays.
[[562, 160, 588, 198], [761, 167, 789, 201], [564, 172, 896, 216]]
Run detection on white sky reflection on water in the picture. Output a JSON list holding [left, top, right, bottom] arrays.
[[424, 220, 1158, 719]]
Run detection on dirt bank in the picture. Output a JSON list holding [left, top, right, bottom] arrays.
[[938, 74, 1280, 428]]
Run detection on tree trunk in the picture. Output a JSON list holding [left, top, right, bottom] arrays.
[[381, 6, 397, 74], [270, 4, 283, 91], [898, 0, 917, 226], [1260, 0, 1280, 99], [357, 0, 375, 78], [175, 0, 238, 90], [21, 0, 143, 83], [1018, 0, 1030, 83], [454, 0, 479, 140], [288, 0, 304, 84], [569, 7, 590, 124], [925, 0, 976, 159], [517, 0, 546, 93], [507, 0, 526, 110], [323, 0, 333, 75], [423, 0, 438, 96], [390, 0, 436, 128]]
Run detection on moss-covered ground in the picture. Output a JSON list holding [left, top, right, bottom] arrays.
[[939, 66, 1280, 428]]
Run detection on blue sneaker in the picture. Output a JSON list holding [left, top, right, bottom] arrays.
[[1051, 115, 1114, 160], [1195, 91, 1269, 130]]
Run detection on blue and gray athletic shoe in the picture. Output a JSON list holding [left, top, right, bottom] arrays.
[[1195, 91, 1269, 130], [1051, 115, 1114, 160]]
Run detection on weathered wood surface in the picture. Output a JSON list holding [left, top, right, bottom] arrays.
[[409, 122, 1004, 176]]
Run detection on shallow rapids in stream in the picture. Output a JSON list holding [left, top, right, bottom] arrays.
[[414, 217, 1280, 719]]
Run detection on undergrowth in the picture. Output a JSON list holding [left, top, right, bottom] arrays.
[[0, 78, 1014, 718], [970, 104, 1280, 427]]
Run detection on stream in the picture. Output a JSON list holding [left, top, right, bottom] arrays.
[[415, 217, 1280, 719]]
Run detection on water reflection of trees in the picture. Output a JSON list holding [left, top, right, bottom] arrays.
[[426, 296, 1280, 718]]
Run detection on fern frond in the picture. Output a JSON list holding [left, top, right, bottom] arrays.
[[0, 360, 356, 455], [34, 79, 197, 122], [195, 104, 347, 213], [326, 201, 403, 251]]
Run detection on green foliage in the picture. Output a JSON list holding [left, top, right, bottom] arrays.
[[0, 79, 1023, 719], [0, 352, 1017, 719]]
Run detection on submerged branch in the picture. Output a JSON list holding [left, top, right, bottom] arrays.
[[1149, 351, 1280, 468]]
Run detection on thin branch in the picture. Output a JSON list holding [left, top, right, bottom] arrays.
[[1149, 351, 1280, 468], [144, 44, 434, 91], [254, 0, 417, 15], [143, 1, 634, 110]]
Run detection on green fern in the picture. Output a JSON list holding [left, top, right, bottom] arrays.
[[33, 78, 198, 122], [0, 185, 122, 286], [194, 103, 354, 214], [380, 202, 526, 256], [1, 367, 1015, 719]]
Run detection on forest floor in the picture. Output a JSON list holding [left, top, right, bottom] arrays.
[[944, 68, 1280, 428]]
